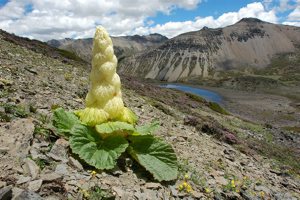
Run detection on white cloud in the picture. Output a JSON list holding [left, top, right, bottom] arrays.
[[0, 0, 202, 40], [283, 21, 300, 25], [141, 2, 278, 38], [0, 1, 295, 41], [283, 1, 300, 26], [288, 6, 300, 20], [276, 0, 295, 12]]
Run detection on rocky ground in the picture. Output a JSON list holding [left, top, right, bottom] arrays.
[[0, 33, 300, 199]]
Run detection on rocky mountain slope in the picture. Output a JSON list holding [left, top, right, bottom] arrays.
[[47, 33, 168, 62], [119, 18, 300, 82], [1, 30, 299, 199]]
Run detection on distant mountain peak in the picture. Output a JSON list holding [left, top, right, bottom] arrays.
[[237, 17, 265, 24]]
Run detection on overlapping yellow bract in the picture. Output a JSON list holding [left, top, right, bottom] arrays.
[[75, 27, 136, 126]]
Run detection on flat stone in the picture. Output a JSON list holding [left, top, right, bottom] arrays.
[[254, 185, 271, 194], [0, 181, 7, 188], [141, 188, 158, 199], [112, 186, 125, 197], [13, 190, 43, 200], [192, 191, 204, 199], [215, 176, 228, 185], [55, 164, 69, 176], [68, 157, 83, 171], [22, 158, 40, 179], [145, 182, 161, 189], [16, 176, 31, 185], [6, 119, 35, 159], [12, 187, 24, 199], [0, 186, 12, 200], [47, 139, 69, 162], [44, 196, 61, 200], [40, 172, 62, 181], [0, 147, 10, 153], [169, 186, 178, 197], [28, 180, 43, 192]]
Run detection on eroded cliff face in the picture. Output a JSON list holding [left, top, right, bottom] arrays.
[[119, 18, 300, 82]]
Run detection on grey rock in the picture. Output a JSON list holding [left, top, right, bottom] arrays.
[[29, 145, 47, 160], [16, 175, 31, 185], [191, 191, 204, 199], [254, 185, 271, 194], [169, 185, 178, 197], [13, 190, 43, 200], [135, 190, 156, 200], [142, 189, 159, 199], [134, 191, 144, 199], [0, 147, 10, 153], [81, 182, 95, 190], [40, 172, 62, 181], [12, 187, 24, 199], [145, 182, 161, 189], [68, 157, 83, 171], [274, 192, 298, 200], [214, 176, 228, 185], [28, 179, 43, 192], [74, 173, 91, 181], [112, 186, 125, 197], [112, 169, 123, 176], [44, 196, 61, 200], [0, 186, 12, 200], [240, 190, 257, 200], [47, 138, 69, 162], [22, 158, 40, 179], [24, 67, 38, 75], [55, 164, 69, 176], [0, 181, 7, 188], [9, 119, 35, 159]]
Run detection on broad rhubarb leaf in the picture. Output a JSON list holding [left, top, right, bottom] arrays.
[[70, 123, 128, 169], [128, 135, 178, 181], [53, 108, 80, 137], [95, 121, 135, 134], [135, 120, 160, 135]]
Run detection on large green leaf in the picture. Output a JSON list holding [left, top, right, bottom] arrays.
[[70, 124, 128, 169], [95, 121, 135, 134], [128, 135, 178, 181], [53, 108, 80, 137], [135, 120, 160, 136]]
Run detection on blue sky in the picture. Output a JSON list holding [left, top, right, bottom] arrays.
[[149, 0, 254, 24], [0, 0, 299, 40]]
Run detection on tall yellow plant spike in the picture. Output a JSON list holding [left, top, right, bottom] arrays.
[[75, 26, 137, 126]]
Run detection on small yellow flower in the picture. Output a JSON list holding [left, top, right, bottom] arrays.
[[183, 182, 188, 187], [186, 184, 192, 193], [205, 188, 211, 193], [80, 189, 90, 198], [184, 174, 189, 180], [231, 180, 236, 188], [260, 191, 265, 198], [178, 184, 184, 191], [90, 170, 97, 177]]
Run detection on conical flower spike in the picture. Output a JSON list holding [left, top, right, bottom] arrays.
[[76, 26, 137, 126]]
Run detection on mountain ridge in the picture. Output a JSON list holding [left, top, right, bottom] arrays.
[[47, 33, 168, 62], [119, 18, 300, 82]]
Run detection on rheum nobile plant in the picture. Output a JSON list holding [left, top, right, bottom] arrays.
[[53, 26, 178, 181]]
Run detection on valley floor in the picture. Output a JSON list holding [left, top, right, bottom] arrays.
[[204, 86, 300, 129]]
